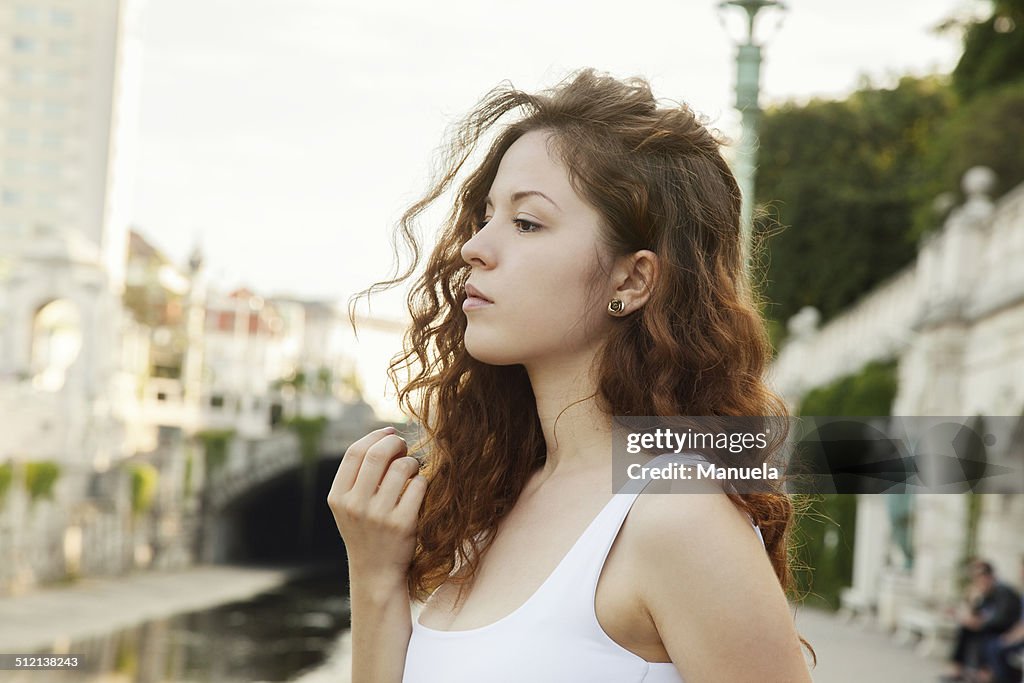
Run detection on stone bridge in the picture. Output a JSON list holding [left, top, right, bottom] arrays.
[[204, 413, 401, 511]]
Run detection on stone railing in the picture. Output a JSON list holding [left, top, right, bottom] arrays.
[[769, 168, 1024, 407]]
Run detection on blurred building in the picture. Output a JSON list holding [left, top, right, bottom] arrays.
[[0, 0, 144, 292], [115, 229, 369, 448], [770, 168, 1024, 646], [0, 0, 145, 467], [114, 229, 200, 453], [265, 297, 359, 421], [201, 287, 284, 437]]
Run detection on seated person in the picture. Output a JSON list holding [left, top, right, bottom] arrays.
[[942, 559, 1022, 683], [983, 556, 1024, 683]]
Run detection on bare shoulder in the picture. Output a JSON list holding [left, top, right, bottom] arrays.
[[626, 477, 756, 550], [624, 482, 812, 682]]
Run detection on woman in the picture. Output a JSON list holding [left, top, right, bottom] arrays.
[[329, 68, 816, 682]]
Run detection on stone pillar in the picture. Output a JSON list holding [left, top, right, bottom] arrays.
[[877, 568, 916, 631], [849, 493, 889, 609]]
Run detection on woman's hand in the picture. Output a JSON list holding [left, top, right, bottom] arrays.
[[328, 427, 427, 585]]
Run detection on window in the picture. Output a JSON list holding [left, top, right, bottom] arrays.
[[15, 6, 40, 23], [39, 131, 61, 148], [43, 102, 65, 119], [51, 9, 73, 27], [0, 220, 27, 236], [50, 41, 71, 57], [2, 189, 21, 206], [30, 299, 82, 392], [7, 129, 29, 145], [12, 36, 34, 53], [11, 99, 32, 115], [11, 67, 32, 85], [4, 159, 28, 176], [210, 394, 225, 408]]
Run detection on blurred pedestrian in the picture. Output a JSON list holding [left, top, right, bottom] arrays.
[[941, 559, 1022, 682], [982, 556, 1024, 683]]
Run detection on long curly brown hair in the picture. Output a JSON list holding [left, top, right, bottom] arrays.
[[349, 67, 815, 666]]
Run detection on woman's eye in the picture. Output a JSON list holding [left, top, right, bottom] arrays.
[[473, 217, 540, 234], [513, 218, 540, 233]]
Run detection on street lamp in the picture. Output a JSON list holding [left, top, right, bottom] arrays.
[[716, 0, 787, 284]]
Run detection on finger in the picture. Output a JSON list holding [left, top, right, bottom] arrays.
[[351, 434, 408, 499], [395, 472, 428, 520], [333, 427, 396, 494], [374, 456, 421, 509]]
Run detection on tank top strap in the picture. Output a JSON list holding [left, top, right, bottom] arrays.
[[536, 452, 767, 625], [533, 453, 695, 613]]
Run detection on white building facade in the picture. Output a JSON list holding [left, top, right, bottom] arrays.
[[769, 168, 1024, 641], [0, 0, 145, 468]]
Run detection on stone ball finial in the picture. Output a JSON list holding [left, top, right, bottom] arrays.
[[932, 192, 956, 217], [962, 166, 997, 198]]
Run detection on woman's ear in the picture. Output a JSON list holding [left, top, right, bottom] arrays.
[[615, 250, 659, 307]]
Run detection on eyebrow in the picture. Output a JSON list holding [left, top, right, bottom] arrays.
[[484, 190, 561, 213]]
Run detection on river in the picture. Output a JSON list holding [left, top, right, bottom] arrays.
[[0, 567, 353, 683]]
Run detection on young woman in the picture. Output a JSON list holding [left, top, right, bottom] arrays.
[[329, 68, 816, 682]]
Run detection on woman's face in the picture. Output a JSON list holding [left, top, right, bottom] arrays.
[[460, 129, 616, 366]]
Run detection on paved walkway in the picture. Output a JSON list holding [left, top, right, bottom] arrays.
[[0, 564, 304, 653], [793, 606, 948, 682]]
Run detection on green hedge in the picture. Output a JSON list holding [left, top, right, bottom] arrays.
[[798, 359, 899, 417], [285, 416, 328, 465], [24, 461, 60, 504], [183, 444, 194, 499], [792, 359, 899, 610], [0, 462, 13, 507], [129, 463, 160, 516], [196, 429, 236, 478]]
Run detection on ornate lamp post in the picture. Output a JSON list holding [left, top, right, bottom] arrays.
[[716, 0, 787, 283]]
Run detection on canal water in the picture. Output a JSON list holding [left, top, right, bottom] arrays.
[[0, 568, 352, 683]]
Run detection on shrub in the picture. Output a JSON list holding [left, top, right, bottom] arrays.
[[23, 461, 60, 504]]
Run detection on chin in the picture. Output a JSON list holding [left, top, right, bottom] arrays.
[[463, 335, 522, 367]]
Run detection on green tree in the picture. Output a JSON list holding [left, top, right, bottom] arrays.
[[754, 76, 954, 334], [910, 79, 1024, 239], [315, 366, 333, 395], [947, 0, 1024, 101]]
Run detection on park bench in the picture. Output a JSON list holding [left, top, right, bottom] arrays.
[[896, 605, 957, 657], [839, 587, 876, 627]]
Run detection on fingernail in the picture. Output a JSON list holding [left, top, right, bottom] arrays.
[[383, 426, 397, 435]]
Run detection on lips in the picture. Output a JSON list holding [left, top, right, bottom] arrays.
[[465, 283, 493, 303]]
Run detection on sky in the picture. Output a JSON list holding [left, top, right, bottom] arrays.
[[132, 0, 985, 316], [129, 0, 986, 418]]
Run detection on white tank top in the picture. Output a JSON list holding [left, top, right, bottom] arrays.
[[402, 453, 767, 682]]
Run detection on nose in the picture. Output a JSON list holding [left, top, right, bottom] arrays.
[[461, 226, 491, 267]]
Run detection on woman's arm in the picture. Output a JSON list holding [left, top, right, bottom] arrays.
[[328, 427, 428, 683], [629, 487, 813, 682], [348, 568, 414, 682]]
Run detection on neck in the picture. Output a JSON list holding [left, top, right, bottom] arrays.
[[524, 349, 612, 482]]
